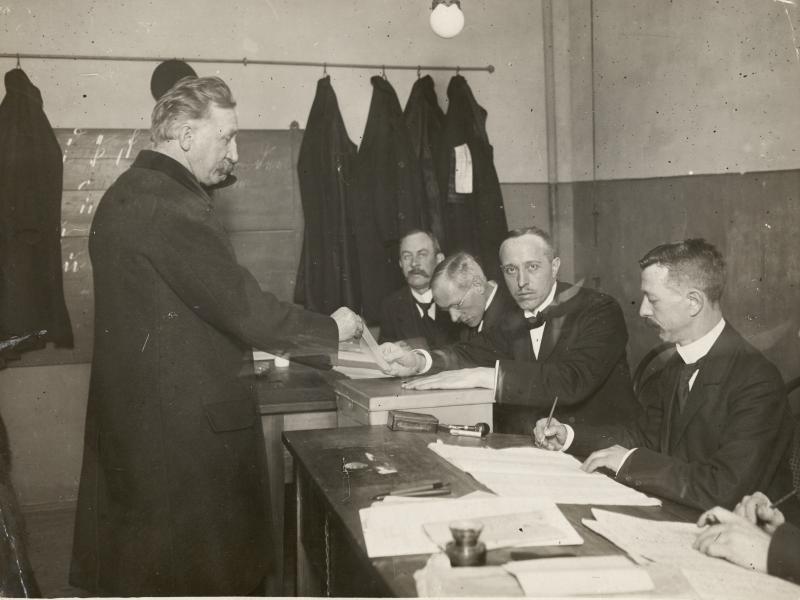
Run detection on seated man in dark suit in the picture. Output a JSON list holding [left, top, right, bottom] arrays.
[[534, 239, 797, 512], [378, 229, 463, 348], [383, 226, 639, 434], [429, 251, 515, 341]]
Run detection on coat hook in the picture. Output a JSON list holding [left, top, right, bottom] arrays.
[[323, 62, 328, 77], [417, 66, 421, 79], [381, 65, 386, 79], [242, 56, 248, 67], [15, 53, 20, 69], [456, 66, 460, 75]]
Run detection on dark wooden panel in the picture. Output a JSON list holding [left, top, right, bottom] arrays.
[[572, 170, 800, 385]]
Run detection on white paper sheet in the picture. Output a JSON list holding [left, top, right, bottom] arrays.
[[428, 441, 661, 506], [583, 509, 800, 600], [359, 496, 581, 558], [504, 555, 655, 597]]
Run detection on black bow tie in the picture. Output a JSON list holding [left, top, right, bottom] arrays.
[[526, 312, 547, 330]]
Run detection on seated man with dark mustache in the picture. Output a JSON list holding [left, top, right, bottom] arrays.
[[378, 229, 464, 349]]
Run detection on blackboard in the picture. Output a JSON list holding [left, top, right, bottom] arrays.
[[14, 126, 304, 367]]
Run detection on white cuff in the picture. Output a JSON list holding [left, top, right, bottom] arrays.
[[615, 448, 637, 475], [562, 425, 575, 452], [493, 360, 500, 394], [415, 349, 433, 374]]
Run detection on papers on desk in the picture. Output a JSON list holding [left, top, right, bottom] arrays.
[[584, 509, 800, 600], [428, 441, 661, 506], [504, 555, 655, 597], [359, 493, 583, 558], [333, 337, 391, 378]]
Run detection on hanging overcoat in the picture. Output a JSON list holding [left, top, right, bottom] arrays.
[[294, 76, 360, 314], [69, 150, 338, 596], [0, 68, 72, 362], [353, 76, 427, 322], [437, 75, 508, 280], [403, 75, 446, 245]]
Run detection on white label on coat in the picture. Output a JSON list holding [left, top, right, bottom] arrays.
[[454, 143, 473, 194]]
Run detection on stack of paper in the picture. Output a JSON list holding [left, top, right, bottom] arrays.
[[584, 509, 800, 600], [504, 555, 655, 597], [428, 441, 661, 506], [359, 493, 583, 558]]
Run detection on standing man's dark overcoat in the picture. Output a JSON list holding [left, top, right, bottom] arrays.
[[69, 150, 338, 596]]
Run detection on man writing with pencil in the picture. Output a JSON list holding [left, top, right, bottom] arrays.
[[534, 239, 798, 514]]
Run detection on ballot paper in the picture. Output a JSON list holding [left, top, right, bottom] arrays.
[[428, 441, 661, 506], [359, 495, 582, 558], [583, 509, 800, 600], [504, 555, 655, 597], [333, 336, 391, 378]]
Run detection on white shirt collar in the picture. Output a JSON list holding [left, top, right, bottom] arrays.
[[410, 288, 433, 303], [676, 318, 726, 365], [523, 281, 558, 319], [477, 282, 499, 333]]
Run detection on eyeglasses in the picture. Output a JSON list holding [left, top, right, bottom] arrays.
[[449, 285, 474, 311]]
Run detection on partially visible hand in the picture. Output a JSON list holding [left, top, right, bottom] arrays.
[[401, 367, 494, 390], [331, 307, 364, 341], [693, 507, 770, 573], [581, 445, 630, 474], [734, 492, 785, 534], [532, 417, 567, 450], [378, 343, 425, 377]]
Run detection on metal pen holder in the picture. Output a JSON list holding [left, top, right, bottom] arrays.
[[445, 520, 486, 567]]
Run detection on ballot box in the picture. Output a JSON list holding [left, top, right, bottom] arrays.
[[334, 378, 494, 428]]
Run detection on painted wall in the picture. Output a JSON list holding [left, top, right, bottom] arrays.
[[0, 0, 549, 506]]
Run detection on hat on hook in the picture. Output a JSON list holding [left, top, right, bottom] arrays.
[[150, 59, 197, 100]]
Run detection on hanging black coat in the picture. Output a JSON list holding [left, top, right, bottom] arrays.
[[403, 75, 446, 245], [0, 68, 73, 363], [437, 75, 508, 280], [353, 76, 427, 322], [294, 76, 360, 314]]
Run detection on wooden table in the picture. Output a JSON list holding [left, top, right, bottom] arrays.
[[283, 425, 698, 597], [249, 360, 342, 595]]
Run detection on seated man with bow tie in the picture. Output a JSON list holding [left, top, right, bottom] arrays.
[[382, 226, 639, 434], [533, 239, 798, 512], [377, 229, 463, 349]]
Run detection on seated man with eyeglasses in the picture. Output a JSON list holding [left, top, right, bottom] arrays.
[[382, 226, 639, 434]]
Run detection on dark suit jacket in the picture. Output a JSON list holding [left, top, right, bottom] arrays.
[[294, 76, 360, 314], [70, 150, 338, 596], [459, 282, 515, 343], [0, 68, 72, 364], [432, 281, 638, 434], [570, 323, 796, 512], [769, 522, 800, 583], [378, 286, 462, 349]]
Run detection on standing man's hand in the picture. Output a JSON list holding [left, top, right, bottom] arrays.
[[331, 307, 364, 341], [532, 417, 568, 450]]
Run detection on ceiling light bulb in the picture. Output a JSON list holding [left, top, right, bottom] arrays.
[[430, 0, 464, 39]]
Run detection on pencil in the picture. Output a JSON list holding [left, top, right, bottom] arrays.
[[544, 395, 559, 432], [770, 489, 798, 509]]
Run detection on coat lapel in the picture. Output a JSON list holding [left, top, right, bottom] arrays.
[[667, 325, 732, 449], [538, 315, 564, 361]]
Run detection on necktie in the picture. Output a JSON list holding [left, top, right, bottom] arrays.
[[677, 360, 700, 413], [415, 300, 434, 321]]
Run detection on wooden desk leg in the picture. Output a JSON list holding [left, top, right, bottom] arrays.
[[261, 414, 285, 596], [294, 459, 323, 597]]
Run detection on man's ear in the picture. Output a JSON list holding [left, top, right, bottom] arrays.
[[551, 256, 561, 279], [686, 289, 705, 317], [176, 123, 193, 152], [435, 252, 445, 265]]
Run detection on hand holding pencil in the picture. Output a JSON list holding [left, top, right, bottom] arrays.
[[532, 396, 567, 450]]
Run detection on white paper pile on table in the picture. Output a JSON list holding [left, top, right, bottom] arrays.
[[359, 492, 583, 558], [428, 441, 661, 506], [584, 508, 800, 600]]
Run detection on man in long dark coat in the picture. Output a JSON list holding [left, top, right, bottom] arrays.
[[69, 76, 362, 596]]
